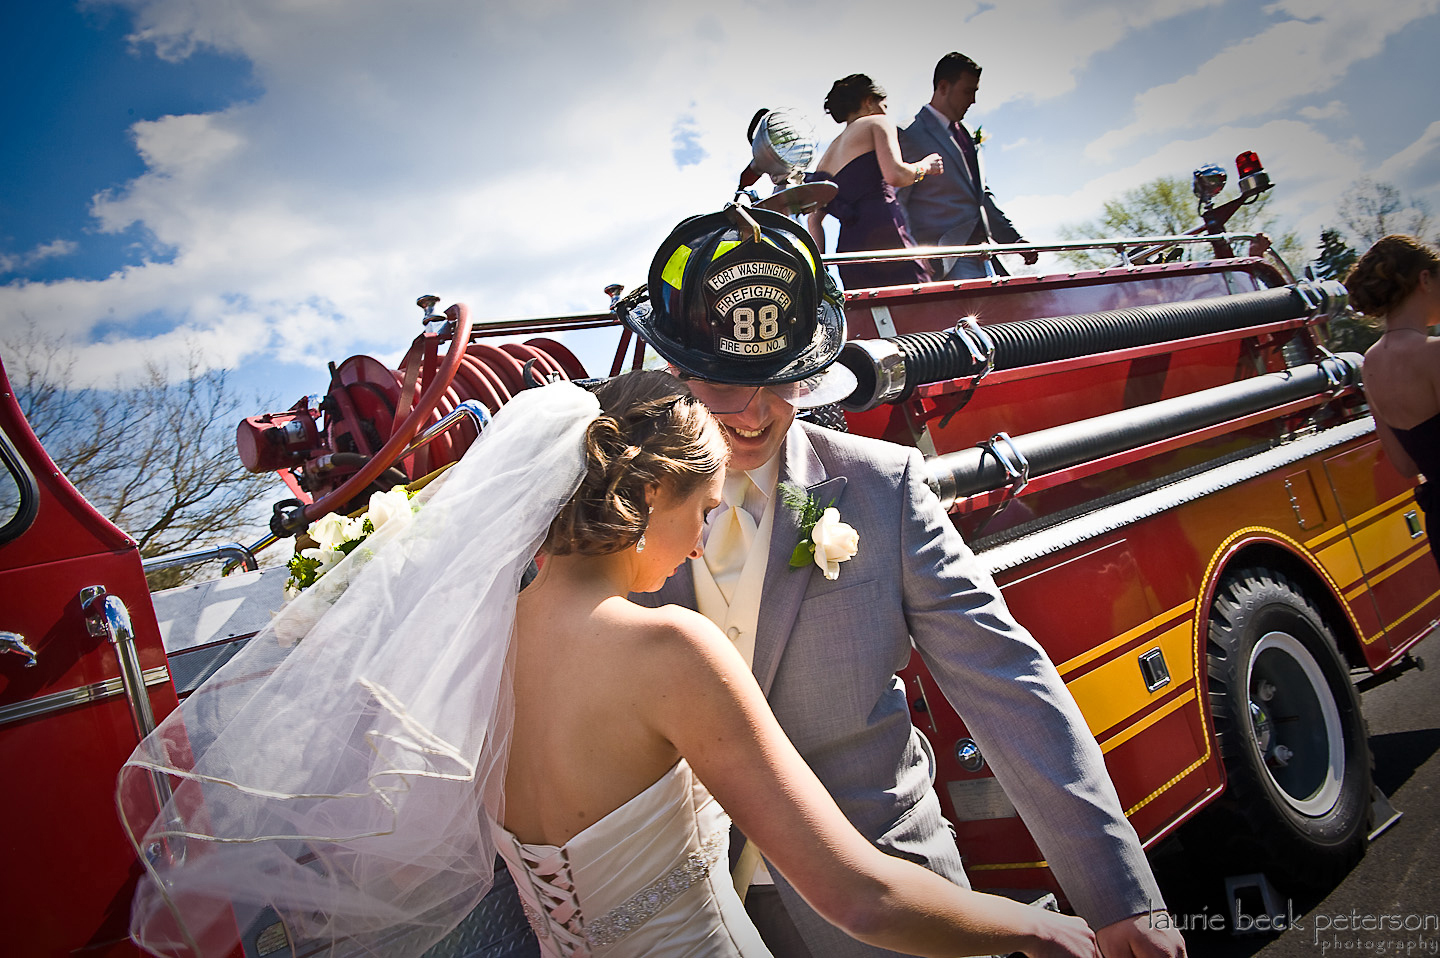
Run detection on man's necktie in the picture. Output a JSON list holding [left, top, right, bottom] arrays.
[[950, 121, 982, 189], [705, 474, 757, 605]]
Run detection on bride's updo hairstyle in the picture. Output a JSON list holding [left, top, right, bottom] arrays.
[[1344, 234, 1440, 317], [544, 370, 725, 556], [824, 74, 885, 123]]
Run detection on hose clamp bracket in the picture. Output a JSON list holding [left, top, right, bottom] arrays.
[[1293, 280, 1326, 320], [977, 431, 1030, 498], [1317, 352, 1350, 397], [951, 316, 996, 382]]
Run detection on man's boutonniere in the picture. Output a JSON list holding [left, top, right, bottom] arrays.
[[972, 125, 987, 148], [778, 482, 859, 580]]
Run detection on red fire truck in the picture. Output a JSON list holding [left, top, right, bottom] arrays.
[[2, 152, 1435, 956]]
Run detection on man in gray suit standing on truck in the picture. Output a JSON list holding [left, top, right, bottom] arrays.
[[899, 52, 1040, 280], [628, 204, 1185, 958]]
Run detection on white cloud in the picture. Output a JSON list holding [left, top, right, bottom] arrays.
[[945, 0, 1226, 105], [5, 0, 1217, 387], [1298, 100, 1347, 121], [0, 239, 78, 273], [1376, 120, 1440, 202], [1086, 0, 1440, 161]]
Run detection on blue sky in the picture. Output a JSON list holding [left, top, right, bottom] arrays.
[[3, 0, 1438, 400]]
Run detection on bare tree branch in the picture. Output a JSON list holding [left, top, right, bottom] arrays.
[[4, 324, 285, 588], [1337, 178, 1434, 248]]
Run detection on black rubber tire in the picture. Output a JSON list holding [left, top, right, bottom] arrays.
[[1200, 568, 1372, 890]]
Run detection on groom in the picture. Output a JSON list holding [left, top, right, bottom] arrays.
[[898, 51, 1039, 280], [627, 206, 1184, 958]]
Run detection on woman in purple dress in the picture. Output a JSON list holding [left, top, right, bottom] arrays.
[[1346, 234, 1440, 572], [806, 74, 943, 290]]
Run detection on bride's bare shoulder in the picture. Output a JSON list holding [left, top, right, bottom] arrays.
[[606, 600, 738, 667], [615, 599, 722, 642]]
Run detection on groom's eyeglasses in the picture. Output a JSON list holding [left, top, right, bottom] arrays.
[[678, 377, 808, 416]]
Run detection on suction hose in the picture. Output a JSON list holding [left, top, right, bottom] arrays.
[[924, 353, 1361, 508], [840, 280, 1348, 410]]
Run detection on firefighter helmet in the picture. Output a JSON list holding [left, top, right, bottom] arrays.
[[631, 205, 847, 390]]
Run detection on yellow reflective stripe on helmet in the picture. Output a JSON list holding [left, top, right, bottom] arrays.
[[711, 240, 740, 261], [661, 244, 694, 291], [778, 232, 817, 275]]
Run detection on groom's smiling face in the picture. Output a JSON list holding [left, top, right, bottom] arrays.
[[673, 371, 799, 472], [692, 385, 796, 472]]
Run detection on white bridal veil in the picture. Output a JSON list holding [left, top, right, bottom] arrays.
[[118, 381, 601, 957]]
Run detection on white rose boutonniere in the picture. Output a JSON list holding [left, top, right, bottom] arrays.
[[810, 507, 860, 579], [779, 482, 860, 580]]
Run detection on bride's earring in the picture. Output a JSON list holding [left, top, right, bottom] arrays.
[[636, 533, 646, 553]]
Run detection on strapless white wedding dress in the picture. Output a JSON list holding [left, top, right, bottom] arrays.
[[491, 760, 773, 958]]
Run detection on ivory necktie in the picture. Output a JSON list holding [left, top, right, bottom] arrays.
[[705, 474, 757, 605], [710, 472, 766, 898]]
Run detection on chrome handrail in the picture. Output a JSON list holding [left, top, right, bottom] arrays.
[[142, 542, 258, 574], [81, 587, 160, 740], [821, 232, 1261, 267]]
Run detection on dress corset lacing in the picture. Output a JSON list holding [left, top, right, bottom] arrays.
[[511, 840, 591, 957], [508, 824, 730, 956]]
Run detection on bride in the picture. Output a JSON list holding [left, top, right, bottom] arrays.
[[119, 371, 1100, 958]]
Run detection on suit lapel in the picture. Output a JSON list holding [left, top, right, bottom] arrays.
[[751, 426, 847, 696]]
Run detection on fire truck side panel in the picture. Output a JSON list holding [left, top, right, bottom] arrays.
[[903, 421, 1436, 898], [1, 367, 175, 956], [997, 536, 1218, 837], [1320, 442, 1440, 665], [4, 641, 156, 954]]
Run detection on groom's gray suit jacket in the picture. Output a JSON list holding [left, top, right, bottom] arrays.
[[639, 421, 1161, 957], [897, 107, 1025, 280]]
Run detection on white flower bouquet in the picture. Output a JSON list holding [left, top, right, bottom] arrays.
[[284, 486, 419, 599]]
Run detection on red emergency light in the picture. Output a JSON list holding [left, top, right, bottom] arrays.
[[1235, 151, 1270, 195]]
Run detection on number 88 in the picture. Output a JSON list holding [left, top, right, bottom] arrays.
[[732, 305, 781, 342]]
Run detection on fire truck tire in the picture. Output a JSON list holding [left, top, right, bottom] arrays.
[[1202, 569, 1371, 890]]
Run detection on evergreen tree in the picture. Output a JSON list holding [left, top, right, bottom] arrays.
[[1314, 228, 1357, 280], [1312, 228, 1376, 354]]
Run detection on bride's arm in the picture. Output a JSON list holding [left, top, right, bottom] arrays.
[[641, 608, 1100, 958], [870, 116, 942, 189]]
